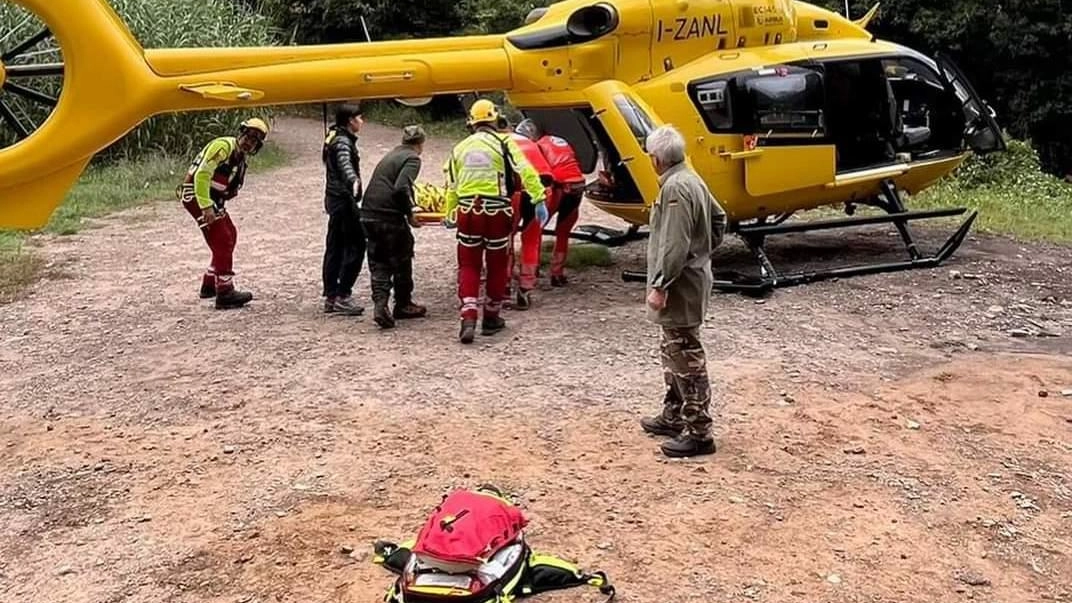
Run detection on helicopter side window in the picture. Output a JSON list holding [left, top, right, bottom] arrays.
[[612, 94, 656, 148], [692, 80, 734, 131]]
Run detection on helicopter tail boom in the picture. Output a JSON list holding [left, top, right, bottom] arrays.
[[143, 36, 514, 112]]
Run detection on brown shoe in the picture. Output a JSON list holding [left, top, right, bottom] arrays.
[[393, 303, 427, 319]]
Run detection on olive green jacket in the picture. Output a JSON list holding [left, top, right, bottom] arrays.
[[645, 161, 727, 328]]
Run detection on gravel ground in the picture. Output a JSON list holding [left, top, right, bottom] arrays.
[[1, 116, 1070, 603]]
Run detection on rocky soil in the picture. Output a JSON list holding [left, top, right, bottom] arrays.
[[1, 116, 1070, 603]]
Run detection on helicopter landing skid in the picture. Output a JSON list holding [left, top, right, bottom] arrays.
[[544, 223, 650, 248], [709, 206, 978, 296], [621, 181, 978, 297]]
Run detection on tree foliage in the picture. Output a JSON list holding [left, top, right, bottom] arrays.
[[254, 0, 551, 43]]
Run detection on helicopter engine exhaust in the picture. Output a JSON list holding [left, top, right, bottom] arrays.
[[566, 3, 620, 40]]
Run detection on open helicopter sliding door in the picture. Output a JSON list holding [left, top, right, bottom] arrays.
[[564, 80, 664, 246], [934, 53, 1007, 155]]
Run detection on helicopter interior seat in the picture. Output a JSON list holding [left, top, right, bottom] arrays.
[[883, 76, 932, 154]]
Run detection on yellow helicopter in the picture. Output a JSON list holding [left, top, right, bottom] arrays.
[[0, 0, 1005, 293]]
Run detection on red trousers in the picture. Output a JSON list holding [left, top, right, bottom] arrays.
[[456, 199, 513, 321], [545, 188, 582, 278], [509, 194, 542, 291], [508, 187, 583, 289], [182, 195, 237, 294]]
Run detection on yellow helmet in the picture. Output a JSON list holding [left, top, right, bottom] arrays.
[[240, 117, 270, 138], [467, 99, 499, 126]]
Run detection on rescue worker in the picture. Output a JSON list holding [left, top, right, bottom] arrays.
[[360, 125, 429, 329], [321, 103, 367, 316], [177, 117, 269, 309], [503, 117, 552, 310], [442, 99, 546, 344], [517, 119, 587, 287], [639, 124, 728, 458]]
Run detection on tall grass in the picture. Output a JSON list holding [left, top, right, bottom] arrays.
[[0, 0, 281, 160]]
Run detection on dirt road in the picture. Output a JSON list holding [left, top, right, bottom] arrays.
[[1, 116, 1070, 603]]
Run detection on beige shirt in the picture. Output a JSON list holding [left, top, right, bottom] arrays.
[[646, 161, 727, 328]]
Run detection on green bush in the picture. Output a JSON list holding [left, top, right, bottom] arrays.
[[949, 139, 1045, 189], [912, 140, 1072, 242], [0, 0, 280, 161]]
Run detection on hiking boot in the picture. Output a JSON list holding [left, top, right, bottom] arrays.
[[374, 301, 395, 329], [459, 320, 477, 344], [514, 289, 531, 311], [551, 275, 568, 288], [481, 315, 506, 336], [660, 434, 716, 458], [640, 415, 685, 437], [200, 283, 216, 299], [332, 295, 364, 316], [323, 296, 336, 313], [215, 289, 253, 309], [393, 303, 427, 319]]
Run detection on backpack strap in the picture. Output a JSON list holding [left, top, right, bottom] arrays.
[[519, 551, 616, 601], [371, 539, 415, 575]]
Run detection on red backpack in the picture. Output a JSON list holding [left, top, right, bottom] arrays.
[[411, 486, 528, 569]]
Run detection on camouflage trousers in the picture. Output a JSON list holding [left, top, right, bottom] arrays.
[[659, 326, 714, 439]]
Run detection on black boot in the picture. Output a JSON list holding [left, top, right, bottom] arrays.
[[374, 300, 395, 329], [514, 289, 531, 311], [200, 283, 216, 299], [660, 434, 716, 458], [215, 289, 253, 309], [639, 415, 684, 437], [459, 320, 477, 344], [481, 315, 506, 336]]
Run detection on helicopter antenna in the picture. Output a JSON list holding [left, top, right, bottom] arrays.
[[359, 15, 372, 43]]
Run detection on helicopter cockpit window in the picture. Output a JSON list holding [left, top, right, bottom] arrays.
[[612, 94, 656, 148]]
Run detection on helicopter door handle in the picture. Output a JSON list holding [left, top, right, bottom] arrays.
[[719, 149, 764, 160]]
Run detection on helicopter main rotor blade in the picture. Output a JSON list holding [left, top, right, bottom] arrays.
[[2, 82, 58, 107], [0, 101, 30, 140], [1, 28, 53, 62], [4, 63, 64, 78]]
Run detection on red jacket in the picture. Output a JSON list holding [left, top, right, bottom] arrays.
[[509, 133, 554, 185], [537, 135, 585, 185]]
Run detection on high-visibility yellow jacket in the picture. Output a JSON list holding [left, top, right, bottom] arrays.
[[443, 127, 545, 221], [182, 136, 247, 210]]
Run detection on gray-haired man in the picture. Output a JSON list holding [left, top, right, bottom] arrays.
[[639, 124, 728, 458]]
